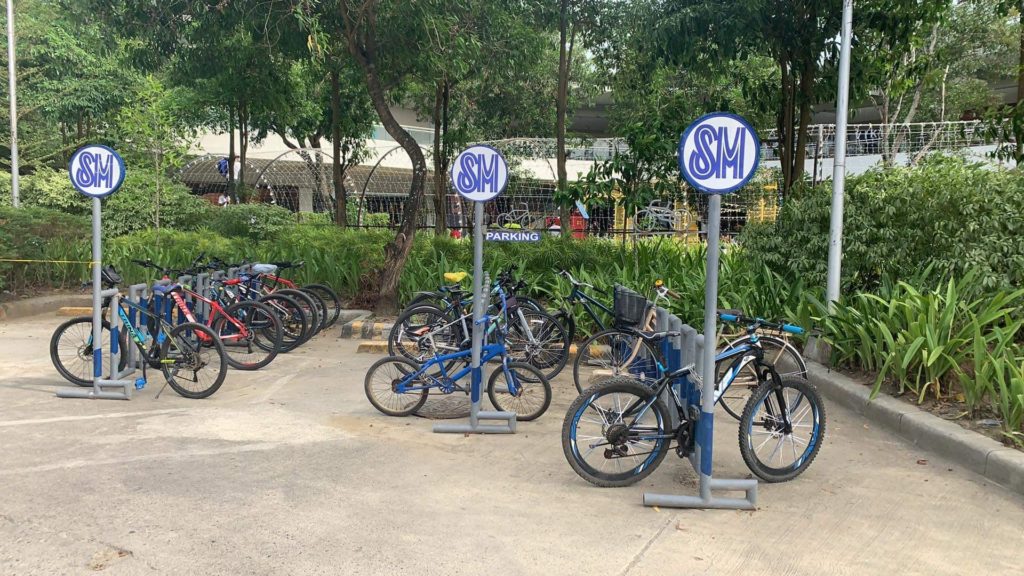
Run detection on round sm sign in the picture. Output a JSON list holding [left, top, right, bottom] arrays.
[[678, 113, 760, 194], [450, 145, 509, 202], [68, 144, 126, 199]]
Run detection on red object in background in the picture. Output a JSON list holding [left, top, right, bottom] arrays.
[[450, 229, 462, 239], [570, 211, 586, 239]]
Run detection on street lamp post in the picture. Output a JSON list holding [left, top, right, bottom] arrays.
[[826, 0, 854, 307], [6, 0, 18, 207]]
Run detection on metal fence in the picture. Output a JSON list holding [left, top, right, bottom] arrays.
[[178, 120, 1004, 238]]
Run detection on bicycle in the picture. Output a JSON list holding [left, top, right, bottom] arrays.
[[366, 296, 552, 421], [496, 202, 532, 229], [561, 322, 826, 486], [50, 265, 229, 399], [571, 281, 673, 393], [253, 260, 342, 331], [133, 259, 284, 370], [633, 200, 692, 235], [550, 269, 614, 344]]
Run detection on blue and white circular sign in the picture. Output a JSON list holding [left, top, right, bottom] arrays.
[[68, 144, 126, 198], [678, 113, 760, 195], [450, 145, 509, 202]]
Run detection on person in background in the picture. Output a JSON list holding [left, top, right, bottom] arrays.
[[217, 191, 230, 207]]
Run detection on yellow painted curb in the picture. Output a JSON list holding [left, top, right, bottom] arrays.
[[356, 341, 389, 354], [57, 307, 92, 317], [350, 320, 364, 332]]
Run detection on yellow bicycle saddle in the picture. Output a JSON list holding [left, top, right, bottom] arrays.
[[443, 271, 469, 283]]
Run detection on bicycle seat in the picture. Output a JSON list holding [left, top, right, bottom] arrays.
[[717, 308, 744, 317], [443, 272, 469, 283], [252, 263, 278, 274], [151, 284, 179, 295]]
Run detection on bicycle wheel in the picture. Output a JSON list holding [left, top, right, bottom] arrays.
[[388, 305, 465, 370], [633, 210, 656, 232], [515, 296, 546, 312], [739, 376, 826, 483], [278, 288, 321, 341], [50, 316, 128, 386], [504, 308, 570, 380], [487, 362, 551, 421], [364, 356, 430, 417], [296, 288, 328, 333], [562, 377, 672, 487], [572, 329, 661, 393], [160, 322, 228, 399], [304, 284, 341, 328], [259, 293, 307, 352], [212, 301, 282, 370], [717, 335, 807, 421]]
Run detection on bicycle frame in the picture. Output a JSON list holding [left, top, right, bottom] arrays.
[[565, 285, 612, 331], [395, 342, 520, 395]]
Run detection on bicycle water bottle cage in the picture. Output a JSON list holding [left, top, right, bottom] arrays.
[[252, 263, 278, 274]]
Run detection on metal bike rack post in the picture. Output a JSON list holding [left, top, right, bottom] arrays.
[[176, 275, 193, 324], [193, 272, 210, 322], [645, 113, 760, 510], [57, 289, 134, 400], [227, 267, 239, 280], [126, 283, 149, 369], [434, 183, 516, 434]]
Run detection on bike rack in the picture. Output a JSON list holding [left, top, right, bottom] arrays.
[[433, 272, 517, 435], [56, 289, 136, 400], [641, 193, 758, 511]]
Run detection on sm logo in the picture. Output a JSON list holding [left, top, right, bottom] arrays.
[[679, 114, 760, 195], [68, 145, 126, 198], [450, 145, 509, 202]]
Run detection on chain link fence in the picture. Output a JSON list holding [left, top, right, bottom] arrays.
[[177, 120, 1006, 237]]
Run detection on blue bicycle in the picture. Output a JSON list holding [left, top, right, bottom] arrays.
[[365, 308, 552, 421]]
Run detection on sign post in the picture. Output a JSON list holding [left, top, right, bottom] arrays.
[[643, 113, 760, 509], [57, 145, 134, 401], [434, 145, 516, 434]]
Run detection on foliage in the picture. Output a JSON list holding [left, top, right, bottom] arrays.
[[206, 204, 299, 241], [741, 156, 1024, 292], [0, 205, 89, 292], [812, 272, 1024, 444]]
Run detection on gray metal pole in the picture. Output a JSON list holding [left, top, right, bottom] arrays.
[[470, 201, 485, 423], [91, 197, 102, 379], [6, 0, 18, 207], [826, 0, 854, 307], [700, 194, 721, 501]]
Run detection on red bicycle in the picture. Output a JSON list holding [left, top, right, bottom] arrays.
[[133, 260, 284, 370]]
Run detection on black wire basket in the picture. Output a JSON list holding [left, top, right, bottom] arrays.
[[613, 285, 649, 329]]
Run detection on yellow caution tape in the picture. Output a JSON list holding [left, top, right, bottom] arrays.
[[0, 258, 98, 264]]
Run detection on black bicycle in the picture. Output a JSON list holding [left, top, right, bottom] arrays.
[[562, 322, 826, 486]]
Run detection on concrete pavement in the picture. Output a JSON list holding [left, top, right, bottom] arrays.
[[1, 315, 1021, 575]]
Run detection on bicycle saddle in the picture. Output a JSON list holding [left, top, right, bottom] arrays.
[[443, 271, 469, 283], [270, 260, 304, 270], [151, 284, 180, 295], [252, 263, 278, 274], [717, 308, 744, 317]]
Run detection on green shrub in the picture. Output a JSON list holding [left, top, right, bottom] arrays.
[[0, 205, 90, 291], [206, 203, 297, 240], [18, 167, 211, 236], [742, 156, 1024, 292]]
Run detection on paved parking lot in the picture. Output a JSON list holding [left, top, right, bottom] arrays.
[[1, 314, 1022, 575]]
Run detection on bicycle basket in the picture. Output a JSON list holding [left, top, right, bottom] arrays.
[[613, 285, 648, 328]]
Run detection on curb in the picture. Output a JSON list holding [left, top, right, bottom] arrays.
[[807, 362, 1024, 496], [0, 295, 92, 322], [57, 306, 93, 317]]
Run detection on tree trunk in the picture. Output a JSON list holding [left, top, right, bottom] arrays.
[[555, 0, 571, 235], [154, 150, 161, 231], [331, 69, 346, 227], [228, 105, 236, 199], [440, 82, 453, 230], [238, 102, 249, 203], [353, 56, 427, 315], [793, 63, 814, 187], [1017, 3, 1024, 164], [778, 59, 794, 194], [432, 81, 445, 234]]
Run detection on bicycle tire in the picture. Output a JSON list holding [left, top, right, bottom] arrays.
[[572, 329, 661, 393], [562, 377, 672, 487], [504, 308, 570, 381], [258, 293, 307, 352], [50, 316, 128, 387], [299, 287, 329, 332], [160, 322, 228, 399], [486, 362, 552, 421], [388, 305, 466, 371], [738, 376, 826, 483], [212, 301, 283, 370], [304, 284, 342, 328], [277, 288, 321, 342], [364, 356, 430, 417], [717, 335, 807, 421]]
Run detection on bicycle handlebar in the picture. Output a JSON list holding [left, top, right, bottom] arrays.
[[718, 313, 805, 335]]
